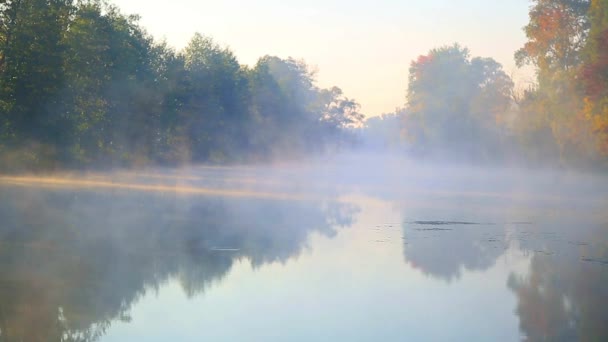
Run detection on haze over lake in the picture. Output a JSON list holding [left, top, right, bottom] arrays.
[[1, 0, 608, 340], [0, 159, 606, 341]]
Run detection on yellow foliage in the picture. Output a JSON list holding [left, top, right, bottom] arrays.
[[583, 97, 608, 156]]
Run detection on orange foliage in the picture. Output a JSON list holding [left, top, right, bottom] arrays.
[[582, 30, 608, 100], [411, 54, 434, 80], [583, 97, 608, 155]]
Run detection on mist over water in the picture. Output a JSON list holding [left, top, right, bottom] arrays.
[[0, 155, 606, 341], [1, 0, 608, 341]]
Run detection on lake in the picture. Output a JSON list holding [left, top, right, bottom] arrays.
[[0, 161, 606, 341]]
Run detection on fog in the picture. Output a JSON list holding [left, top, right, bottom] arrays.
[[0, 155, 606, 341], [1, 0, 608, 341], [0, 2, 605, 172]]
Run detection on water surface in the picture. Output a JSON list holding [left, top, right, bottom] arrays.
[[0, 165, 606, 341]]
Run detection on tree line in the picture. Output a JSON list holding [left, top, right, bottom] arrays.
[[0, 0, 363, 171], [2, 0, 608, 171], [365, 0, 608, 168]]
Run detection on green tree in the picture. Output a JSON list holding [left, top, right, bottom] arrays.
[[316, 86, 364, 150], [61, 0, 163, 166], [0, 1, 365, 170], [0, 0, 73, 157], [248, 56, 319, 158], [405, 44, 514, 160], [178, 33, 249, 162]]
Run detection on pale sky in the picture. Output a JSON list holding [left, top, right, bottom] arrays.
[[112, 0, 534, 117]]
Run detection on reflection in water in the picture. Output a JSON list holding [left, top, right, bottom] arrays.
[[508, 221, 608, 342], [398, 196, 517, 282], [398, 194, 608, 341], [0, 167, 607, 341], [0, 186, 359, 342], [402, 221, 506, 281]]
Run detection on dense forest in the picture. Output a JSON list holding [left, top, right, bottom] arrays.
[[1, 0, 608, 171], [0, 0, 364, 171]]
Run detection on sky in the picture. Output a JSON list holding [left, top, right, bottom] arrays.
[[112, 0, 535, 117]]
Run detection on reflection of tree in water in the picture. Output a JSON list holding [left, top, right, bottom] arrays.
[[399, 192, 572, 282], [402, 222, 506, 282], [397, 192, 534, 282], [508, 223, 608, 342], [403, 224, 504, 281], [0, 188, 359, 342]]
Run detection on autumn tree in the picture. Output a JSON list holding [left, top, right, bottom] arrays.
[[514, 0, 603, 165], [515, 0, 590, 73], [581, 0, 608, 156]]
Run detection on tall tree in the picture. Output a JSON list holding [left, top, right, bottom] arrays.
[[581, 0, 608, 155], [178, 33, 249, 162], [248, 56, 319, 158], [405, 44, 514, 160], [515, 0, 590, 73], [0, 1, 365, 170], [0, 0, 73, 146], [61, 0, 164, 166], [316, 86, 364, 150], [514, 0, 598, 164]]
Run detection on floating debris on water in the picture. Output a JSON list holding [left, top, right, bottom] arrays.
[[569, 241, 590, 246], [581, 258, 608, 265], [409, 221, 483, 226], [210, 248, 240, 252], [414, 228, 454, 231]]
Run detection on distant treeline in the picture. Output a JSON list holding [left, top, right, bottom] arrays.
[[2, 0, 608, 171], [363, 0, 608, 169], [0, 0, 363, 171]]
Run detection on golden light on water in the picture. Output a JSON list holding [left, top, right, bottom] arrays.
[[0, 175, 312, 201], [0, 170, 593, 208]]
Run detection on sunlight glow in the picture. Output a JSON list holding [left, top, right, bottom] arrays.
[[0, 175, 313, 201]]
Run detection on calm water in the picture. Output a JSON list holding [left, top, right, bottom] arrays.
[[0, 164, 606, 341]]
